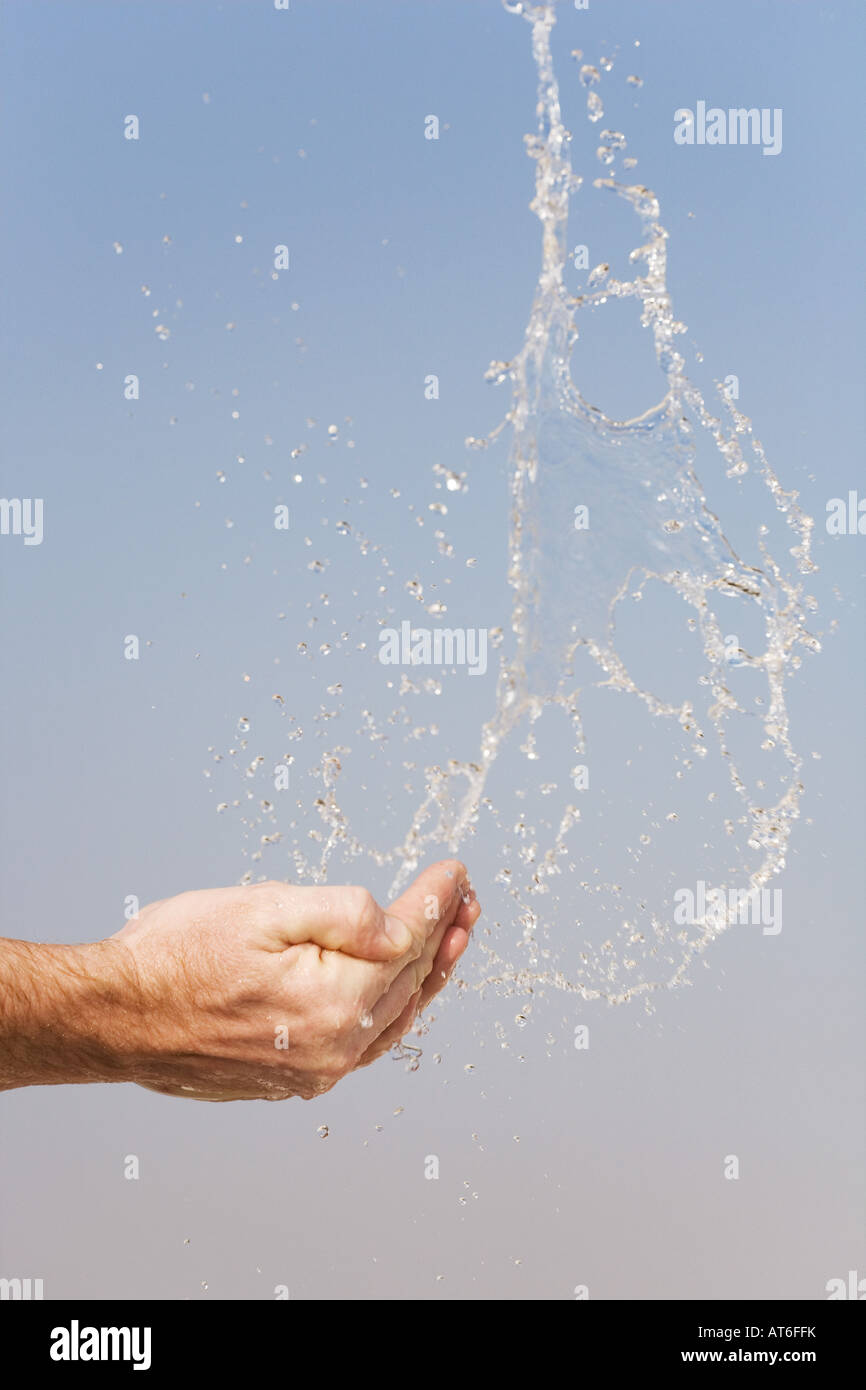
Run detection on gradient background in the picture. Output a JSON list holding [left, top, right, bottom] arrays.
[[1, 0, 864, 1300]]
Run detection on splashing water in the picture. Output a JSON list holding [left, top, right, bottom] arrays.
[[214, 1, 818, 1010]]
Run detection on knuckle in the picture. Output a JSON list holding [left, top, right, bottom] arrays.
[[345, 886, 379, 936]]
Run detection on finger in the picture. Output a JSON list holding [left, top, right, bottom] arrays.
[[301, 890, 450, 1058], [136, 1078, 258, 1102], [358, 888, 459, 1035], [354, 988, 423, 1070], [252, 883, 420, 961], [377, 858, 468, 985], [355, 899, 478, 1068], [418, 901, 478, 1011], [356, 928, 470, 1070]]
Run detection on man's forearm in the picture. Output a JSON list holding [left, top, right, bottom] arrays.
[[0, 866, 477, 1101], [0, 938, 133, 1091]]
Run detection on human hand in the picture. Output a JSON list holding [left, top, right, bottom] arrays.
[[98, 859, 478, 1101]]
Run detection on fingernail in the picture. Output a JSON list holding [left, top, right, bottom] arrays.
[[456, 877, 474, 905], [383, 914, 413, 951]]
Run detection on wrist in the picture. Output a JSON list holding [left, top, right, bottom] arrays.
[[0, 937, 141, 1090]]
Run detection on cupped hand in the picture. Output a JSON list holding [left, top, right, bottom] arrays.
[[102, 860, 478, 1101]]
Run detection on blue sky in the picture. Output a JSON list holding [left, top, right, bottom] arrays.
[[1, 0, 863, 1300]]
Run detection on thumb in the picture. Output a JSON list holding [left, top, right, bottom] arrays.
[[266, 884, 415, 961]]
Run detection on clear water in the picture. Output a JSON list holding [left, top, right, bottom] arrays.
[[214, 1, 819, 1012]]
